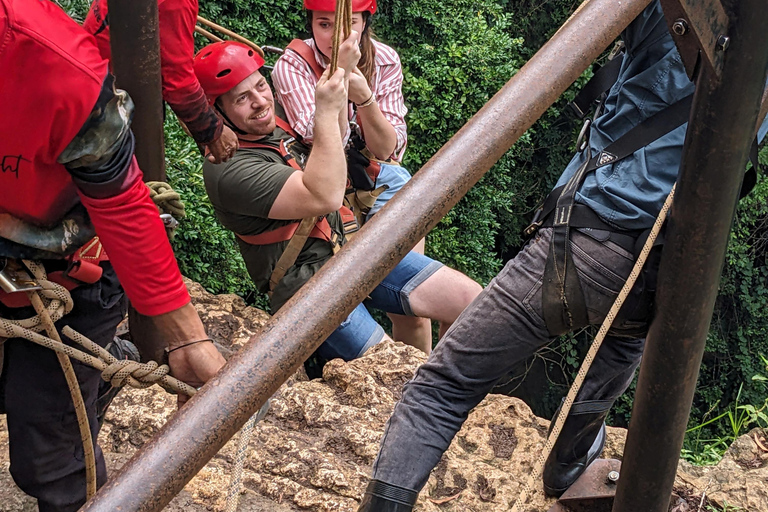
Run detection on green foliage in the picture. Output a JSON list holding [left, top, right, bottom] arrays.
[[60, 0, 768, 466], [163, 112, 267, 307]]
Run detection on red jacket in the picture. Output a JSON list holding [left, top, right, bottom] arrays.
[[0, 0, 189, 316], [83, 0, 223, 144]]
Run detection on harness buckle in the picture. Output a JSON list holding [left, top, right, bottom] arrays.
[[524, 209, 545, 237], [0, 259, 42, 294]]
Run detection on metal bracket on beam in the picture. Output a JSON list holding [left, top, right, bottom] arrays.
[[660, 0, 729, 79], [547, 459, 621, 512]]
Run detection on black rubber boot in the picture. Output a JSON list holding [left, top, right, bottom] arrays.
[[357, 480, 418, 512], [542, 399, 612, 497], [96, 337, 141, 427]]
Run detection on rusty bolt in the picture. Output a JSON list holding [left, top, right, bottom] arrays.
[[672, 19, 689, 36], [717, 35, 730, 51], [607, 470, 620, 484]]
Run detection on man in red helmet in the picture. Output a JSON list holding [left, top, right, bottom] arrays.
[[193, 39, 481, 372], [0, 1, 225, 510], [83, 0, 239, 164]]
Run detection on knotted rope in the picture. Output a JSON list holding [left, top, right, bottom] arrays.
[[510, 185, 675, 511], [146, 181, 185, 238]]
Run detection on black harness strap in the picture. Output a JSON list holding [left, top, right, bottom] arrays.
[[569, 56, 624, 119], [540, 93, 694, 336]]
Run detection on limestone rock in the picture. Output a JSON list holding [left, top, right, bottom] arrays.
[[1, 282, 766, 511]]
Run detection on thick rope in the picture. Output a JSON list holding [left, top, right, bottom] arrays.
[[329, 0, 352, 75], [27, 289, 98, 499], [0, 264, 197, 397], [510, 185, 676, 511], [146, 181, 185, 239], [224, 414, 258, 512]]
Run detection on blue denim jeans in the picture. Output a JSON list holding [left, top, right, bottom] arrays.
[[316, 251, 443, 361], [367, 163, 412, 220], [371, 228, 648, 490]]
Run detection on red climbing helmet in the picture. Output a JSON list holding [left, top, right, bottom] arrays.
[[194, 41, 266, 105], [303, 0, 377, 15]]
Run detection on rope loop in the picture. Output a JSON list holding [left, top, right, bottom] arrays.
[[146, 181, 186, 219]]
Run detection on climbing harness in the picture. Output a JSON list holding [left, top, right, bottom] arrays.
[[514, 44, 764, 511], [511, 184, 676, 512], [0, 260, 197, 499]]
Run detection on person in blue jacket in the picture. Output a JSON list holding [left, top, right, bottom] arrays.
[[355, 1, 768, 510]]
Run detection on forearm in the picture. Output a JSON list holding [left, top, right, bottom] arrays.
[[303, 114, 348, 207], [357, 103, 398, 160]]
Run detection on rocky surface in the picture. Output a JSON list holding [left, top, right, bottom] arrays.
[[2, 280, 767, 511]]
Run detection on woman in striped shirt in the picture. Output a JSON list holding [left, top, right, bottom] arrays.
[[272, 0, 433, 355]]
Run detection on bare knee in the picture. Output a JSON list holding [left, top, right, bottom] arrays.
[[408, 266, 482, 325]]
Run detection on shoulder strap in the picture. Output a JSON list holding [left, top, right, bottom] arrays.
[[268, 216, 317, 295], [239, 139, 302, 171], [286, 39, 325, 80], [569, 56, 624, 119]]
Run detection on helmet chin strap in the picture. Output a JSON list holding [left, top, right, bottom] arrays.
[[215, 103, 249, 136]]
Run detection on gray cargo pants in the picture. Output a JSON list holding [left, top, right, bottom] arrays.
[[371, 228, 648, 490]]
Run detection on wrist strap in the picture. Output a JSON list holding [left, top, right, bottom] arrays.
[[166, 338, 213, 354]]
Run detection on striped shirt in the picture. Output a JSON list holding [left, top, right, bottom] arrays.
[[272, 38, 408, 161]]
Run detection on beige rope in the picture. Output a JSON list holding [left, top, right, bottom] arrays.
[[510, 184, 676, 511], [224, 414, 258, 512], [329, 0, 352, 75], [27, 289, 98, 499], [195, 25, 223, 44], [196, 16, 265, 57], [147, 181, 186, 220]]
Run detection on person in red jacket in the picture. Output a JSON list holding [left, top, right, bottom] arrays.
[[83, 0, 239, 164], [0, 1, 226, 510]]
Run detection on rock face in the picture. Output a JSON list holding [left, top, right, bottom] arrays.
[[1, 281, 767, 511]]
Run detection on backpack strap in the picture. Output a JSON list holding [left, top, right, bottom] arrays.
[[287, 39, 325, 80]]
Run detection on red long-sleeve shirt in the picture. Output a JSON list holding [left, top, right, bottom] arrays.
[[83, 0, 223, 144], [0, 0, 189, 316]]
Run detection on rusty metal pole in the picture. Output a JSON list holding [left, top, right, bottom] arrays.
[[82, 0, 653, 510], [107, 0, 168, 362], [612, 1, 768, 511], [107, 0, 165, 180]]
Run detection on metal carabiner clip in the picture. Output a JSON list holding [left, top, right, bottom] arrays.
[[576, 118, 592, 153]]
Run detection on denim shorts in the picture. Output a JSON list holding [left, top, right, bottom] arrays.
[[366, 163, 412, 219], [315, 251, 443, 362]]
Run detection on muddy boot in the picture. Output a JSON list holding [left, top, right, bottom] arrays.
[[542, 399, 611, 497], [96, 337, 141, 427], [357, 480, 418, 512]]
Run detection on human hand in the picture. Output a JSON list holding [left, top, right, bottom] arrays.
[[206, 125, 239, 164], [348, 67, 372, 105], [315, 67, 349, 121], [147, 302, 226, 407], [336, 30, 361, 78], [168, 340, 226, 407]]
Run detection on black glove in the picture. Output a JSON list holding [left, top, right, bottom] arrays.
[[346, 146, 375, 191]]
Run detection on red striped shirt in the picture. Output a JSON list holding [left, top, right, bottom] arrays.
[[272, 38, 408, 161]]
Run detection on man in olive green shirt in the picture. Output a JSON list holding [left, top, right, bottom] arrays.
[[195, 36, 482, 363]]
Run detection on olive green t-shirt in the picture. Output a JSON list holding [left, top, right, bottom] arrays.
[[203, 129, 344, 312]]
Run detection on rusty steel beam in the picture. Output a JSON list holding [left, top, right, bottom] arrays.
[[612, 1, 768, 511], [82, 0, 654, 510], [108, 0, 165, 181]]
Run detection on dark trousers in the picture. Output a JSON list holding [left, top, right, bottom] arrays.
[[0, 265, 126, 512], [371, 228, 648, 490]]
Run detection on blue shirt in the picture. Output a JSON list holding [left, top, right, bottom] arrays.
[[556, 0, 767, 231]]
